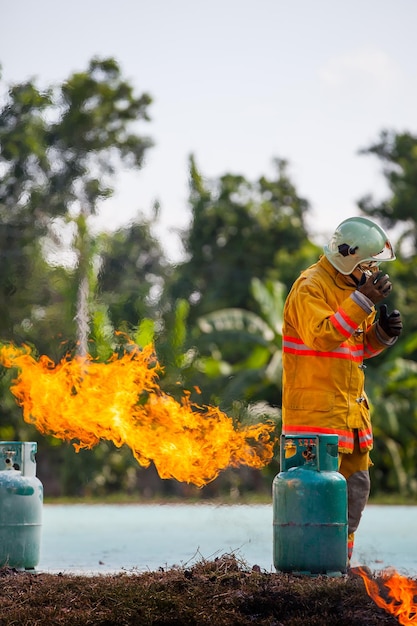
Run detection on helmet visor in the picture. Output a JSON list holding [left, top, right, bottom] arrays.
[[366, 239, 396, 263]]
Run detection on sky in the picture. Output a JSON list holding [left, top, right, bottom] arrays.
[[1, 0, 417, 261]]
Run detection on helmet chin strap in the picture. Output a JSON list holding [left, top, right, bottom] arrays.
[[349, 269, 367, 287], [349, 273, 360, 287], [350, 261, 379, 286]]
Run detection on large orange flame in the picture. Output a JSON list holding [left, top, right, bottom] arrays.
[[0, 343, 276, 487], [356, 567, 417, 625]]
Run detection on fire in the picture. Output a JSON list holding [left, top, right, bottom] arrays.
[[356, 567, 417, 625], [0, 342, 275, 487]]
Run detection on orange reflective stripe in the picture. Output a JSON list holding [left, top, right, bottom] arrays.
[[281, 425, 355, 451], [330, 307, 358, 338], [282, 425, 374, 452], [358, 427, 373, 450], [348, 538, 354, 560], [364, 342, 384, 358]]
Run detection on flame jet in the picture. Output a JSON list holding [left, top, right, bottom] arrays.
[[0, 343, 275, 487]]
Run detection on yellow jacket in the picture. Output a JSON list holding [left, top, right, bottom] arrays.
[[282, 256, 394, 453]]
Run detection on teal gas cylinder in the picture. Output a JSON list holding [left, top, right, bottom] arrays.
[[273, 434, 347, 575], [0, 442, 43, 569]]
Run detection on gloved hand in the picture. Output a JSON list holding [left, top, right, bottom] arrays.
[[378, 303, 403, 337], [357, 271, 392, 304]]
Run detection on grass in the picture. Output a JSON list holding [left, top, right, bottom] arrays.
[[0, 555, 401, 626]]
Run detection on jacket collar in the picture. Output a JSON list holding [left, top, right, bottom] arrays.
[[318, 255, 356, 290]]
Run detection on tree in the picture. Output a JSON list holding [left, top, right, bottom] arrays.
[[97, 212, 170, 333], [168, 156, 317, 325], [365, 345, 417, 497], [358, 130, 417, 347], [358, 130, 417, 254], [358, 129, 417, 496], [0, 80, 53, 341], [191, 278, 285, 411], [45, 57, 153, 355], [0, 57, 154, 354]]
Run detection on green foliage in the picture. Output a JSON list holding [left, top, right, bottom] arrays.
[[46, 57, 153, 215], [0, 57, 154, 356], [358, 129, 417, 254], [358, 129, 417, 496], [97, 218, 168, 333], [186, 278, 285, 419], [49, 58, 153, 354], [134, 318, 156, 348], [90, 305, 116, 360], [168, 156, 316, 325], [366, 352, 417, 496], [0, 80, 53, 343]]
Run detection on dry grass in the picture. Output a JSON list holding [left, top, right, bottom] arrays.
[[0, 555, 400, 626]]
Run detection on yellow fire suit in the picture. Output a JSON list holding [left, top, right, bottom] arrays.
[[282, 255, 396, 559]]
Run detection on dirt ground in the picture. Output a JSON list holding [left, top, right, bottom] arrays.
[[0, 555, 405, 625]]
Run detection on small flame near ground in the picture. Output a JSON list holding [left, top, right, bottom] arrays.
[[355, 567, 417, 625], [0, 342, 276, 487]]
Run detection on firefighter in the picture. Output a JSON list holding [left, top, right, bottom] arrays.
[[281, 216, 403, 562]]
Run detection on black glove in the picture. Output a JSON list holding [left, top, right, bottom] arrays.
[[357, 271, 392, 304], [378, 304, 403, 337]]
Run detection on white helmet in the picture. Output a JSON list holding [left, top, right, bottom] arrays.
[[323, 216, 395, 275]]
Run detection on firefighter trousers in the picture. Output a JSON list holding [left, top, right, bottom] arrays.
[[338, 431, 371, 562]]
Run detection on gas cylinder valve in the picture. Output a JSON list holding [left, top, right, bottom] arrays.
[[3, 450, 16, 470], [302, 446, 316, 462]]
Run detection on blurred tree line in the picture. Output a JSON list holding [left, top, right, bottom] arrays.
[[0, 58, 416, 501]]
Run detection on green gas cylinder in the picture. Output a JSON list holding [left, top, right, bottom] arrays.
[[0, 441, 43, 569], [273, 434, 347, 575]]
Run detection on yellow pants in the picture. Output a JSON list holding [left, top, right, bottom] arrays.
[[338, 432, 371, 562]]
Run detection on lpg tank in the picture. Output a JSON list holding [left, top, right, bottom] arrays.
[[273, 434, 347, 575], [0, 441, 43, 569]]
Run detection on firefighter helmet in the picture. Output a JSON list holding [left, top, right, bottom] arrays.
[[323, 216, 395, 275]]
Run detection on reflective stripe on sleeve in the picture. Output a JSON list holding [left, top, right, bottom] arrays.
[[358, 427, 373, 450], [330, 308, 359, 338]]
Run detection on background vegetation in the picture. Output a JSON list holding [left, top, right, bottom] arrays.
[[0, 57, 416, 502]]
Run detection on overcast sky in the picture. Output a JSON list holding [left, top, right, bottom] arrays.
[[2, 0, 416, 260]]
